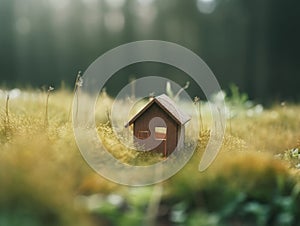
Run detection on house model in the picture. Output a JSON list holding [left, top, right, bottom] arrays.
[[125, 94, 191, 157]]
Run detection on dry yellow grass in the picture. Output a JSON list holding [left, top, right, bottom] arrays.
[[0, 88, 300, 225]]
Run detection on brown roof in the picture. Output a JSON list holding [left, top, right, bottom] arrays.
[[125, 94, 191, 127]]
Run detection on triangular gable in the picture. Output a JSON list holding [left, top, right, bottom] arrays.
[[125, 94, 191, 127]]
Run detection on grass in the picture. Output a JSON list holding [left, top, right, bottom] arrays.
[[0, 88, 300, 226]]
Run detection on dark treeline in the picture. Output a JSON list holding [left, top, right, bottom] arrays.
[[0, 0, 299, 102]]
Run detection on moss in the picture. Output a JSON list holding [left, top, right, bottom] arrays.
[[0, 89, 300, 225]]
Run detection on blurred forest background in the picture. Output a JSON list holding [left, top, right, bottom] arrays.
[[0, 0, 299, 103]]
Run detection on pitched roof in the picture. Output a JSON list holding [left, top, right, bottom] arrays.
[[125, 94, 191, 127]]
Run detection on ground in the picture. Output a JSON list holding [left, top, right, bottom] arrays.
[[0, 88, 300, 226]]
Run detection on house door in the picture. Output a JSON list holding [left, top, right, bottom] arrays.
[[154, 127, 167, 156]]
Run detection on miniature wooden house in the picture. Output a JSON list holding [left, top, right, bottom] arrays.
[[125, 94, 191, 157]]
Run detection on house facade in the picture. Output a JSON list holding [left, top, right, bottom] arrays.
[[125, 94, 191, 156]]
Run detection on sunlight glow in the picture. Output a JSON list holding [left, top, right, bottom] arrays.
[[134, 4, 157, 26], [104, 11, 125, 33], [104, 0, 125, 9], [82, 0, 100, 10], [15, 17, 31, 35], [137, 0, 155, 6], [82, 0, 98, 5], [49, 0, 70, 10], [200, 0, 214, 2], [196, 0, 217, 14]]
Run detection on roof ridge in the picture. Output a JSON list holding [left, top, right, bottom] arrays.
[[154, 94, 191, 125], [125, 93, 191, 127]]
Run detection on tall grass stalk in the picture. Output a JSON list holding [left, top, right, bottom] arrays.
[[44, 86, 54, 127], [194, 96, 204, 133], [68, 71, 82, 122], [5, 94, 9, 126], [174, 81, 190, 100], [229, 108, 232, 134], [130, 77, 136, 100], [4, 93, 11, 141], [217, 107, 224, 133]]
